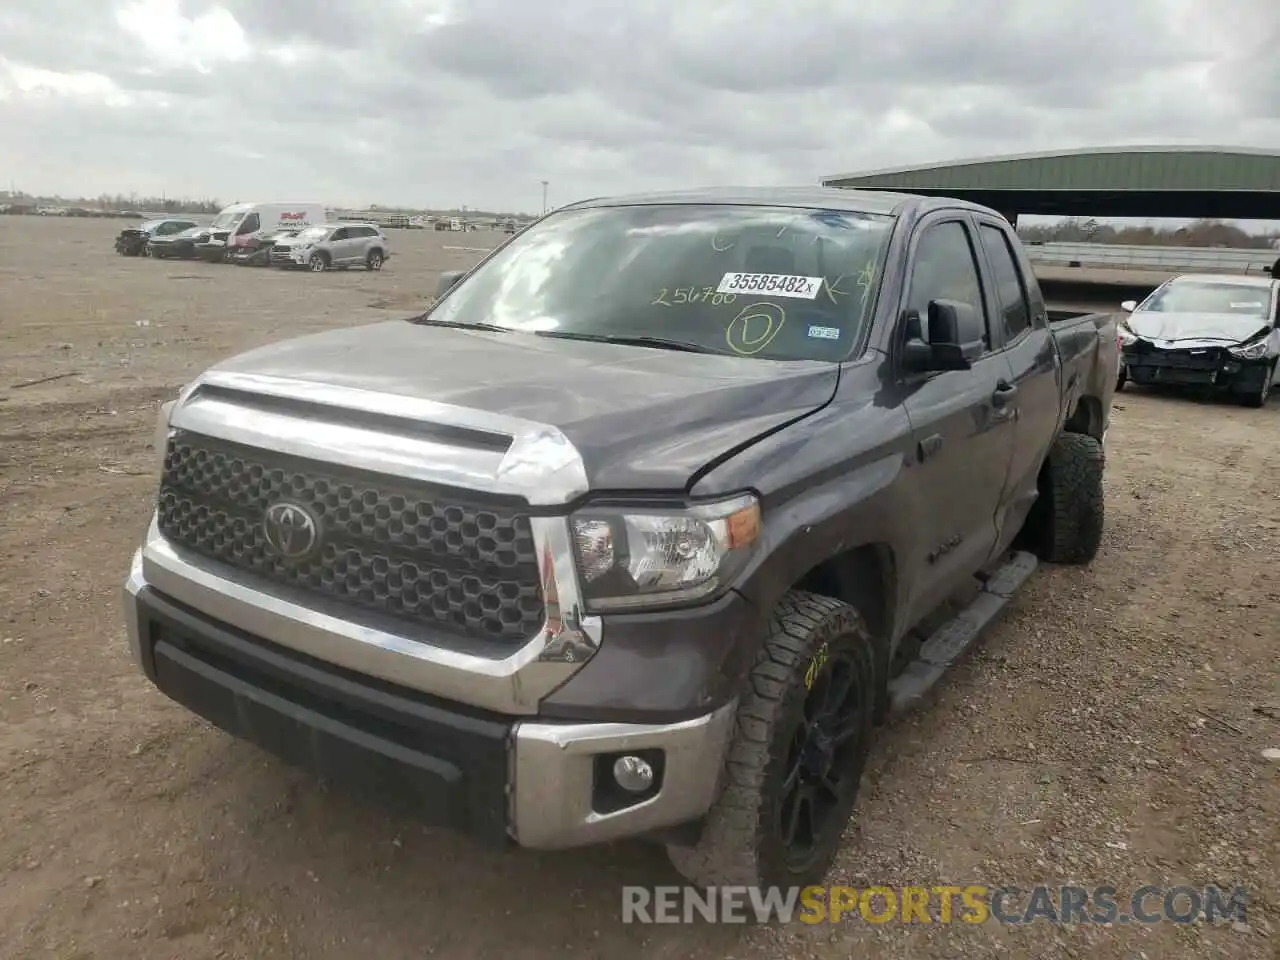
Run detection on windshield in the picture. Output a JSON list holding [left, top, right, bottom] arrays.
[[423, 203, 894, 361], [295, 225, 330, 241], [210, 209, 245, 229], [1140, 280, 1273, 319]]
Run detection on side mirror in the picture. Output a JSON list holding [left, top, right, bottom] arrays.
[[903, 300, 985, 372], [1120, 300, 1137, 313], [436, 270, 465, 298]]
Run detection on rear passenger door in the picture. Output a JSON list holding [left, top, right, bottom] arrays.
[[973, 217, 1061, 546], [351, 226, 376, 260], [897, 215, 1019, 624]]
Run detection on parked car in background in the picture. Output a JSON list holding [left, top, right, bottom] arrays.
[[1117, 272, 1280, 406], [114, 217, 199, 257], [270, 222, 389, 272], [146, 224, 210, 260], [198, 201, 326, 262]]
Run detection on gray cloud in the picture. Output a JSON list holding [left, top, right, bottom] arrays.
[[1, 0, 1276, 213]]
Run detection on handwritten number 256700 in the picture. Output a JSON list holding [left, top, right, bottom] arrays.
[[652, 287, 738, 307]]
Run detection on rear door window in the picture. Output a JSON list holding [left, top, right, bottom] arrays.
[[978, 224, 1032, 340]]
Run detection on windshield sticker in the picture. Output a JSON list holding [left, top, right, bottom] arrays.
[[718, 273, 822, 299], [651, 287, 739, 307], [725, 302, 786, 356], [807, 325, 841, 341]]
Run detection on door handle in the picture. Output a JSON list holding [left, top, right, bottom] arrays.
[[992, 381, 1018, 409]]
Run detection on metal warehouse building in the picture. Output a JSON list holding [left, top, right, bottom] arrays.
[[821, 145, 1280, 223]]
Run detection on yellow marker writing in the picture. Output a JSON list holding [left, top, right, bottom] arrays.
[[725, 301, 785, 356]]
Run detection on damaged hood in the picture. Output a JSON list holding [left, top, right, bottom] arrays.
[[204, 319, 840, 490], [1127, 311, 1271, 347]]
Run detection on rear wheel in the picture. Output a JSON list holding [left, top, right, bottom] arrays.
[[1027, 432, 1105, 565], [666, 591, 878, 889], [366, 250, 384, 271], [309, 253, 328, 273]]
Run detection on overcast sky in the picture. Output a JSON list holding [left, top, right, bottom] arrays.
[[1, 0, 1276, 215]]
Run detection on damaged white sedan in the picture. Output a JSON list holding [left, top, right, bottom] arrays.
[[1117, 273, 1280, 407]]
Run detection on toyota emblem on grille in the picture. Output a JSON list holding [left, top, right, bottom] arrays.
[[263, 501, 320, 559]]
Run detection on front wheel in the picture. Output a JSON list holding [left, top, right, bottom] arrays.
[[1240, 360, 1275, 408], [1116, 364, 1127, 393], [309, 253, 328, 272], [666, 591, 878, 889]]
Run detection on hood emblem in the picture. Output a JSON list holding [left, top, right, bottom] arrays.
[[263, 501, 320, 560]]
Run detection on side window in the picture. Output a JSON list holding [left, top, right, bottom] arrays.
[[331, 228, 349, 241], [907, 220, 989, 348], [979, 224, 1032, 339], [355, 226, 374, 238], [236, 213, 260, 235]]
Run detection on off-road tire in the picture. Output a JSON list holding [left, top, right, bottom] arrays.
[[1029, 431, 1104, 565], [666, 591, 878, 890]]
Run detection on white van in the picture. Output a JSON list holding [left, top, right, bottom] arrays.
[[200, 201, 326, 259]]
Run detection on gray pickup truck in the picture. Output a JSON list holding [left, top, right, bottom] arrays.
[[123, 187, 1118, 889]]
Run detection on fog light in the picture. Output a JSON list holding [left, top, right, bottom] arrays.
[[612, 755, 655, 793]]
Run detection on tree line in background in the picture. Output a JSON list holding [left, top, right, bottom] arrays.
[[0, 192, 530, 220], [1017, 217, 1280, 249], [3, 191, 1279, 249]]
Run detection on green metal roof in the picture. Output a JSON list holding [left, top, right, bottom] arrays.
[[821, 145, 1280, 192]]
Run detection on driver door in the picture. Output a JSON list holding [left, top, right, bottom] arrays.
[[897, 215, 1019, 624], [328, 227, 353, 263]]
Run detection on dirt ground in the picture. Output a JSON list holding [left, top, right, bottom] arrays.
[[1, 215, 1277, 959]]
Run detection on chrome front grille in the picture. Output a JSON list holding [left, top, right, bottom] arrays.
[[156, 430, 546, 647]]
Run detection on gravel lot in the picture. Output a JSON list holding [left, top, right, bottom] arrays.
[[1, 216, 1277, 959]]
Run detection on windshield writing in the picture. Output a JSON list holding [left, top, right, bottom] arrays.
[[1142, 281, 1272, 319], [422, 204, 894, 362]]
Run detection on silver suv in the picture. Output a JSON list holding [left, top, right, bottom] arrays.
[[270, 222, 390, 272]]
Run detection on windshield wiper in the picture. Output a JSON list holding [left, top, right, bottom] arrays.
[[406, 315, 511, 333], [533, 331, 717, 354]]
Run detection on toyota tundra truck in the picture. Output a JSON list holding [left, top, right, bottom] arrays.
[[122, 187, 1118, 889]]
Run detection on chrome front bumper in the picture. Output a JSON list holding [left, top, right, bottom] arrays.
[[123, 553, 735, 849], [510, 705, 734, 848]]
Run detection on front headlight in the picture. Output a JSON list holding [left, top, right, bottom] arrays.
[[570, 493, 761, 612], [1228, 339, 1270, 360], [1117, 322, 1138, 346]]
